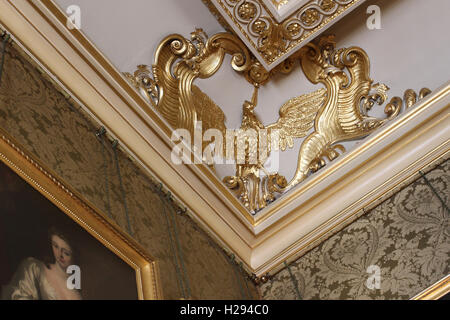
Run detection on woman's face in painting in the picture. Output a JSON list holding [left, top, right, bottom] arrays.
[[51, 234, 73, 270]]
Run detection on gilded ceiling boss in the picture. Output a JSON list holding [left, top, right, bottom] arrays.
[[125, 30, 430, 213]]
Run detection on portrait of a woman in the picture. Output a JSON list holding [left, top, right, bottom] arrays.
[[2, 226, 82, 300], [0, 160, 139, 300]]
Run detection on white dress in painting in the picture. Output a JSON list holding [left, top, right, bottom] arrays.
[[2, 257, 81, 300]]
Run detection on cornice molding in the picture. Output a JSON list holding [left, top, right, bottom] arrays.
[[1, 0, 448, 276]]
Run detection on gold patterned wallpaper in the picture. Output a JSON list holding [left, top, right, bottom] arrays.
[[261, 158, 449, 299], [0, 37, 258, 300]]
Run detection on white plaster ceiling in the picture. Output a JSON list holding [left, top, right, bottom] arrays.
[[53, 0, 450, 203]]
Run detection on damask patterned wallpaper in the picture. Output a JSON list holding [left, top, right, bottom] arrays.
[[261, 159, 449, 300], [0, 38, 258, 300]]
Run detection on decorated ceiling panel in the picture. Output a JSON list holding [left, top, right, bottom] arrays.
[[204, 0, 367, 70]]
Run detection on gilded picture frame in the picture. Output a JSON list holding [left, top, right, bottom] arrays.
[[0, 127, 162, 300], [411, 275, 450, 300]]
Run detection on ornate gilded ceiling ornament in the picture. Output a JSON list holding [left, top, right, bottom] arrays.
[[204, 0, 365, 70], [124, 65, 159, 105], [222, 35, 431, 211], [126, 30, 431, 213], [273, 35, 431, 189], [124, 29, 252, 153]]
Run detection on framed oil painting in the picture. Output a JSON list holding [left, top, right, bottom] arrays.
[[0, 128, 162, 300]]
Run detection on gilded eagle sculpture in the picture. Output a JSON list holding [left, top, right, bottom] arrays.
[[223, 85, 289, 213], [126, 31, 430, 213]]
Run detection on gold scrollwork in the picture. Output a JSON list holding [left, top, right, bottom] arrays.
[[125, 29, 252, 150]]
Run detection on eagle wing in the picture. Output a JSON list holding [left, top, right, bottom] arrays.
[[267, 88, 327, 151], [192, 85, 227, 149]]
